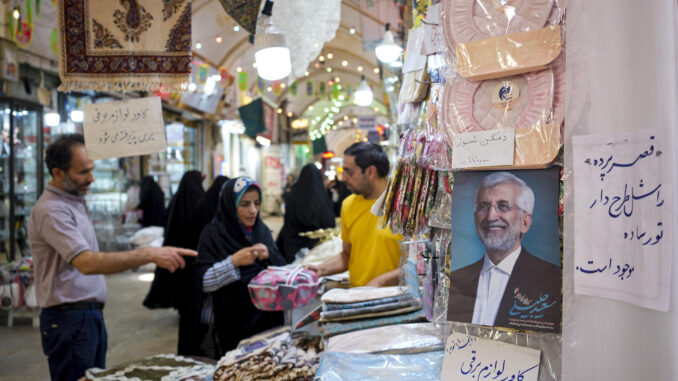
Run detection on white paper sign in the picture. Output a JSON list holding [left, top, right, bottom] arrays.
[[451, 128, 515, 169], [440, 333, 541, 381], [83, 97, 167, 160], [573, 129, 672, 311]]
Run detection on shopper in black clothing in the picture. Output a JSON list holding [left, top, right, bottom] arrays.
[[142, 170, 205, 356], [186, 176, 229, 250], [138, 176, 166, 227], [328, 179, 351, 217], [276, 164, 336, 263], [195, 177, 286, 357]]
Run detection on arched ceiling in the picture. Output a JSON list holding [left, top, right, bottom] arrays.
[[18, 0, 404, 150], [191, 0, 403, 150]]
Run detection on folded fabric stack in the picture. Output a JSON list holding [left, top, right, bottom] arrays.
[[318, 286, 425, 338], [213, 327, 321, 381], [82, 354, 214, 381]]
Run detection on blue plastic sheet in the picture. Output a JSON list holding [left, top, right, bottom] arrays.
[[314, 351, 444, 381]]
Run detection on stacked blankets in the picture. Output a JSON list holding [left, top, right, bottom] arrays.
[[213, 327, 321, 381], [319, 261, 426, 337], [318, 286, 425, 337], [320, 287, 420, 321]]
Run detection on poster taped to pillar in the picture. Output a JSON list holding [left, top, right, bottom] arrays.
[[573, 128, 672, 311], [83, 97, 167, 160], [440, 333, 541, 381], [447, 168, 562, 333]]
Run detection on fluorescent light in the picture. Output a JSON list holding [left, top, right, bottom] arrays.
[[70, 110, 84, 123], [256, 136, 271, 146], [219, 120, 245, 134], [45, 112, 61, 127]]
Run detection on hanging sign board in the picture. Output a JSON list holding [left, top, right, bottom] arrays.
[[357, 116, 377, 131], [451, 128, 515, 168], [573, 128, 672, 311], [440, 333, 541, 381], [83, 97, 167, 160]]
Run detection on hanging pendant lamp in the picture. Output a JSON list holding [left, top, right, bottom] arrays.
[[354, 75, 373, 107], [375, 23, 403, 64], [254, 0, 292, 81]]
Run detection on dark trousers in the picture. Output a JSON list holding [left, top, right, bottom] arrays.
[[39, 309, 108, 381]]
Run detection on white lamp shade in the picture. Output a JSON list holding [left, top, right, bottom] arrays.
[[375, 30, 402, 63], [255, 47, 292, 81], [354, 79, 373, 106], [254, 16, 292, 81]]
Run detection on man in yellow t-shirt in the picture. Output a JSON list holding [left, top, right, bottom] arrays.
[[308, 142, 402, 287]]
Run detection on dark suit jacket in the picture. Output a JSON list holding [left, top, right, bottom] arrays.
[[447, 247, 562, 333]]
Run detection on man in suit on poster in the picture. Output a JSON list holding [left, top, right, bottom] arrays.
[[448, 172, 561, 332]]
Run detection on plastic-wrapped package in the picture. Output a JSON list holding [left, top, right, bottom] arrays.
[[400, 27, 431, 104], [441, 69, 562, 168], [421, 3, 446, 56], [396, 102, 422, 126], [455, 25, 562, 81], [399, 66, 431, 104], [432, 228, 452, 325], [325, 323, 444, 354], [315, 351, 444, 381], [441, 0, 561, 46], [437, 0, 566, 169], [428, 171, 453, 230]]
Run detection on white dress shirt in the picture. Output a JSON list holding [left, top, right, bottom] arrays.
[[471, 246, 522, 326]]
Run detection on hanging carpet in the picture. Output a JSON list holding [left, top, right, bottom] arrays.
[[218, 0, 261, 35], [57, 0, 192, 92]]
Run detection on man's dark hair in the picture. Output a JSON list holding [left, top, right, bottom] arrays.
[[343, 142, 389, 177], [45, 133, 85, 176]]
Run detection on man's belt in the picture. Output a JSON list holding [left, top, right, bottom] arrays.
[[45, 301, 105, 311]]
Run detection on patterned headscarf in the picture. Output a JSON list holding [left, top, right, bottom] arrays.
[[232, 177, 261, 208]]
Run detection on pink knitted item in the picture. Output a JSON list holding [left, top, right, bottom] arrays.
[[551, 52, 566, 129], [441, 68, 561, 167], [442, 0, 555, 48], [248, 265, 320, 311], [442, 69, 553, 135]]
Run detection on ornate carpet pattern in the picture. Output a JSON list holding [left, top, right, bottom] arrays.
[[57, 0, 192, 92]]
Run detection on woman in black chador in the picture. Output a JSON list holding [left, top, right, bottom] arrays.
[[276, 164, 336, 263], [137, 176, 166, 227], [186, 176, 229, 251], [193, 177, 286, 357], [142, 171, 205, 355]]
